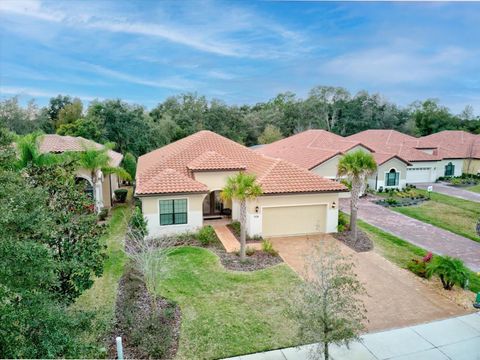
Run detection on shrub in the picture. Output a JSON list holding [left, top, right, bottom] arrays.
[[98, 208, 108, 221], [426, 256, 469, 290], [129, 207, 148, 236], [261, 239, 278, 256], [386, 198, 398, 205], [114, 189, 128, 203], [450, 178, 462, 186], [378, 186, 384, 193], [407, 252, 433, 278], [246, 247, 256, 256], [197, 225, 217, 246], [337, 212, 349, 232], [229, 220, 241, 237]]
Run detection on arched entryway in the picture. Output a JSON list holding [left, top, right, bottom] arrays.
[[75, 176, 94, 199], [203, 190, 224, 219]]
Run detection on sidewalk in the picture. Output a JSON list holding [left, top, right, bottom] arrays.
[[224, 312, 480, 359]]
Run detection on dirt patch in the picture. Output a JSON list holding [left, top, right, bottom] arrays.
[[108, 267, 181, 359], [333, 229, 374, 252]]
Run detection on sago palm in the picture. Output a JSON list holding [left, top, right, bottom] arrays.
[[222, 172, 263, 261], [75, 142, 131, 211], [425, 256, 468, 290], [337, 150, 377, 243]]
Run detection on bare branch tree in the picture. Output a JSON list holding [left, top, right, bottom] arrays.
[[287, 241, 367, 360]]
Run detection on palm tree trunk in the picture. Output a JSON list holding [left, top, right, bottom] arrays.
[[240, 200, 247, 261], [350, 177, 361, 243], [324, 342, 329, 360], [91, 170, 98, 213]]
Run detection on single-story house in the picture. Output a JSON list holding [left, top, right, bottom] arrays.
[[418, 131, 480, 176], [39, 134, 123, 210], [348, 130, 478, 181], [256, 129, 411, 191], [135, 130, 348, 239]]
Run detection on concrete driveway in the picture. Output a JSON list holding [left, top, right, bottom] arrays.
[[270, 235, 470, 332], [415, 182, 480, 203]]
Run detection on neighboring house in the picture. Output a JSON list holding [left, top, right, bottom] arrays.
[[348, 130, 479, 181], [256, 130, 410, 191], [135, 131, 347, 239], [39, 134, 123, 210], [418, 131, 480, 176]]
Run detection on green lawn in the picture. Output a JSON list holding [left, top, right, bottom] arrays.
[[73, 203, 132, 354], [467, 184, 480, 193], [389, 190, 480, 242], [358, 220, 480, 293], [157, 246, 303, 360]]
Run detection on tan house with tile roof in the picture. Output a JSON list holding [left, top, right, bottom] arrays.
[[136, 130, 348, 238], [257, 129, 411, 191], [39, 134, 123, 210]]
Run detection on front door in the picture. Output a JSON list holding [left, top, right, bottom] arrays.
[[203, 191, 223, 216]]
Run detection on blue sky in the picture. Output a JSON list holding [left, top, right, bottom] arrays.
[[1, 0, 479, 113]]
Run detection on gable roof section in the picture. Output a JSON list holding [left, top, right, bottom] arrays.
[[257, 129, 390, 169], [187, 151, 246, 171], [39, 134, 123, 166], [136, 130, 347, 196], [419, 131, 480, 159], [346, 130, 441, 162]]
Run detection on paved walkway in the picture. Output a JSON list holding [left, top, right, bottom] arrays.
[[271, 235, 470, 333], [212, 225, 262, 253], [340, 198, 480, 271], [224, 313, 480, 360], [415, 182, 480, 203]]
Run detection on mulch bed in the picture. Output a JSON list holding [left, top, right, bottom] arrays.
[[108, 267, 181, 359], [226, 223, 262, 243], [207, 243, 283, 271], [333, 228, 374, 252]]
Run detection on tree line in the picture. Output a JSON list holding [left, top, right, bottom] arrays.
[[1, 86, 479, 159]]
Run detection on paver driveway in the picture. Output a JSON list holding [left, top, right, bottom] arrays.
[[340, 197, 480, 271], [415, 182, 480, 203], [270, 235, 470, 332]]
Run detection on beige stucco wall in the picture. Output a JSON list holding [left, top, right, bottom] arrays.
[[368, 158, 408, 190], [463, 159, 480, 175], [102, 174, 112, 208], [311, 155, 340, 178], [193, 170, 239, 191], [141, 193, 207, 238]]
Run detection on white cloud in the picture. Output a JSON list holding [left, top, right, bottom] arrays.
[[0, 85, 100, 101], [322, 46, 472, 84], [0, 0, 304, 58], [205, 70, 236, 80], [84, 63, 200, 90]]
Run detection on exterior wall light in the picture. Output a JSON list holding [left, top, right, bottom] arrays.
[[255, 206, 259, 213], [331, 201, 336, 209]]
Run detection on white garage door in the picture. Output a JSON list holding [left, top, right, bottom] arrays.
[[262, 204, 326, 237], [406, 167, 432, 183]]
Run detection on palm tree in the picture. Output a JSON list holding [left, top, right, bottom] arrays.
[[16, 132, 64, 169], [426, 256, 469, 290], [337, 150, 377, 243], [75, 142, 131, 211], [222, 172, 263, 261]]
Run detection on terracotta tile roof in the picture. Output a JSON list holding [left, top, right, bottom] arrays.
[[257, 129, 390, 169], [187, 151, 246, 171], [346, 130, 441, 162], [139, 169, 208, 194], [419, 131, 480, 159], [256, 130, 373, 170], [39, 134, 123, 166], [136, 130, 347, 196]]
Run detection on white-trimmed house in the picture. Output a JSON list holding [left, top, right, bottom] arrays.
[[135, 131, 348, 239]]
